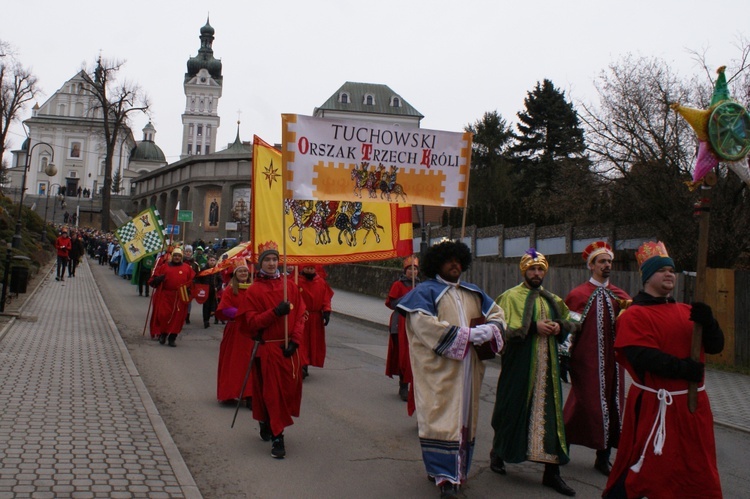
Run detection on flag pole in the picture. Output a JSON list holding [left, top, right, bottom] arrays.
[[689, 171, 716, 412], [281, 183, 289, 350]]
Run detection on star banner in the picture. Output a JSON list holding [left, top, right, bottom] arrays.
[[251, 135, 413, 264], [114, 207, 166, 264], [281, 114, 472, 207]]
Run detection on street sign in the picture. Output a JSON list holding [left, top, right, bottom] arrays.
[[166, 224, 180, 235], [177, 210, 193, 222]]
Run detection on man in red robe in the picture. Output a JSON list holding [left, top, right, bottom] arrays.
[[603, 241, 723, 498], [148, 247, 196, 347], [298, 264, 334, 378], [237, 241, 307, 459], [563, 241, 631, 475]]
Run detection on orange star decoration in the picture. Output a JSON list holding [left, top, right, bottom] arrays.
[[262, 160, 280, 188]]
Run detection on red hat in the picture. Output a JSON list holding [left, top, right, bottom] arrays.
[[582, 241, 614, 265]]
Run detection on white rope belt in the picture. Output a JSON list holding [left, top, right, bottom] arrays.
[[629, 381, 705, 473]]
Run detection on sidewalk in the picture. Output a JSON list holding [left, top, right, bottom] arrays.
[[0, 258, 200, 499], [331, 287, 750, 434]]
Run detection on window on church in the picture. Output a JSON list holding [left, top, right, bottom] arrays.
[[187, 144, 192, 155], [364, 94, 374, 106], [197, 125, 203, 137], [340, 92, 349, 104], [391, 97, 401, 107], [39, 156, 48, 173], [205, 145, 210, 155]]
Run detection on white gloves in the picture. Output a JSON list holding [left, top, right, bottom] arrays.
[[469, 324, 494, 345]]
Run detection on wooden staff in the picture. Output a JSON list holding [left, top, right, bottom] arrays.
[[689, 171, 716, 412], [231, 338, 260, 428]]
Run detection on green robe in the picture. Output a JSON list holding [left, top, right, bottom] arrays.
[[491, 283, 578, 464]]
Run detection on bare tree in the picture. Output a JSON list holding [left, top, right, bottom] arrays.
[[79, 56, 148, 231], [580, 53, 750, 269], [0, 40, 40, 193]]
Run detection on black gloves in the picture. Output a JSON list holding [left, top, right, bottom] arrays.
[[690, 302, 714, 328], [281, 341, 299, 357], [677, 357, 705, 382], [274, 301, 291, 316], [150, 275, 166, 287], [322, 311, 331, 326]]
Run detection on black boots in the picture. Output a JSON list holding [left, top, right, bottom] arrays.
[[439, 482, 458, 498], [398, 382, 409, 401], [259, 421, 272, 442], [489, 450, 506, 474], [543, 464, 576, 496], [158, 334, 167, 345], [167, 334, 177, 347], [595, 448, 612, 476], [271, 434, 285, 459]]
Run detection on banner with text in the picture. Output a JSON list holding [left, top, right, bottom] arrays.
[[252, 136, 413, 264], [281, 114, 472, 207]]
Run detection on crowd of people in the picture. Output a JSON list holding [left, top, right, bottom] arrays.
[[390, 240, 723, 499], [53, 226, 724, 498]]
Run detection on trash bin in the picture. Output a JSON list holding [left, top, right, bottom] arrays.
[[10, 266, 29, 294]]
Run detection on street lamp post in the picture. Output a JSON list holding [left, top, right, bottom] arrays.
[[40, 183, 62, 244], [13, 140, 55, 249]]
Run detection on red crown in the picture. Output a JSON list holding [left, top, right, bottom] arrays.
[[582, 241, 613, 264], [257, 240, 279, 254], [403, 255, 419, 269], [635, 241, 670, 267]]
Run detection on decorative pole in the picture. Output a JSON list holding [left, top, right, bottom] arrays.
[[689, 172, 716, 412]]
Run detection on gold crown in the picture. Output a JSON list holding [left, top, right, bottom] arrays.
[[403, 255, 419, 269], [257, 240, 279, 254], [231, 256, 251, 272], [635, 241, 670, 267]]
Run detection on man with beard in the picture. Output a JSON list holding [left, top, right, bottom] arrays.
[[563, 241, 631, 476], [490, 248, 578, 496], [603, 241, 723, 498], [148, 247, 196, 347], [397, 240, 505, 498]]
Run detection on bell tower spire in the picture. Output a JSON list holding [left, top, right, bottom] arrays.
[[181, 18, 223, 159]]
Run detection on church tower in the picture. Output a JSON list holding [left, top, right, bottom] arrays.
[[181, 18, 223, 159]]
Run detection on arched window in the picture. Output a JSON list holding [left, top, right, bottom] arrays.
[[391, 96, 401, 108], [364, 94, 375, 106], [340, 92, 349, 104]]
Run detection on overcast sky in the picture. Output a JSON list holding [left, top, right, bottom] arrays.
[[3, 0, 749, 165]]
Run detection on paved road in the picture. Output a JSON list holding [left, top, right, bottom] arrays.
[[1, 257, 748, 498]]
